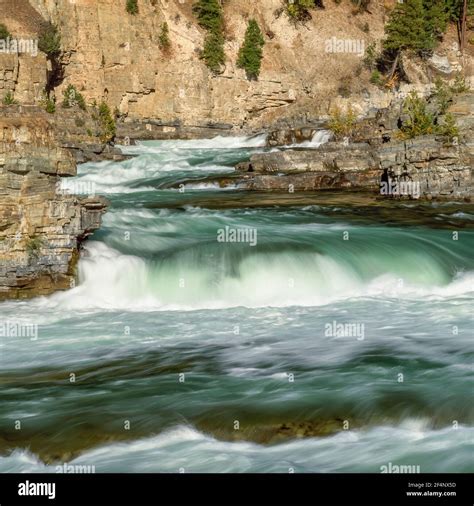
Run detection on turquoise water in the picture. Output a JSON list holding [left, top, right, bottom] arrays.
[[0, 136, 473, 472]]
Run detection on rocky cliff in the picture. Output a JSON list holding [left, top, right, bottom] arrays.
[[0, 106, 107, 300], [236, 135, 472, 199], [0, 0, 408, 131], [234, 91, 474, 198]]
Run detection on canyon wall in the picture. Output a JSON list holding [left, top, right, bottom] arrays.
[[0, 106, 107, 300], [4, 0, 398, 130], [1, 1, 471, 132]]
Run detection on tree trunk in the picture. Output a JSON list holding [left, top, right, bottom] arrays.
[[388, 51, 400, 81], [460, 0, 468, 54]]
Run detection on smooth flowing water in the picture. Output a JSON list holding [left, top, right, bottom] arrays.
[[1, 135, 473, 473]]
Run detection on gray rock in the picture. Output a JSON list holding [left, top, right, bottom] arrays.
[[428, 54, 452, 75]]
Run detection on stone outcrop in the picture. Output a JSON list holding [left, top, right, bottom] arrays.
[[236, 135, 472, 199], [53, 108, 125, 163], [0, 106, 108, 300]]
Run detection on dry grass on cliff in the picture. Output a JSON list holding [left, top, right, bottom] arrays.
[[0, 0, 45, 37]]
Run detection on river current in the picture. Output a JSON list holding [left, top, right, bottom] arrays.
[[1, 135, 473, 472]]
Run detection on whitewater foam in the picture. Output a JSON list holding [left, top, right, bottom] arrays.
[[2, 424, 473, 473], [34, 241, 474, 312], [119, 134, 268, 155], [291, 129, 332, 148]]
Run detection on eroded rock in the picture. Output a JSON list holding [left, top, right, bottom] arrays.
[[0, 106, 108, 301]]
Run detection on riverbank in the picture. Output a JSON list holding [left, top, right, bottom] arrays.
[[0, 106, 108, 301]]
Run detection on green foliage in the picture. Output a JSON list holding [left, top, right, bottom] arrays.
[[286, 0, 316, 20], [193, 0, 225, 72], [26, 236, 44, 258], [62, 84, 86, 110], [437, 112, 459, 141], [45, 99, 56, 114], [423, 0, 448, 43], [40, 91, 56, 114], [383, 0, 473, 59], [328, 105, 358, 139], [158, 22, 171, 50], [384, 0, 432, 55], [433, 77, 453, 114], [237, 20, 265, 80], [370, 70, 382, 86], [399, 91, 435, 139], [445, 0, 474, 22], [38, 23, 61, 57], [450, 73, 469, 94], [399, 80, 465, 140], [0, 23, 11, 40], [98, 102, 116, 143], [202, 32, 225, 72], [193, 0, 223, 33], [2, 91, 16, 105], [126, 0, 139, 15], [363, 42, 378, 70]]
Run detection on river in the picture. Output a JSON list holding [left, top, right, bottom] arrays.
[[1, 135, 473, 472]]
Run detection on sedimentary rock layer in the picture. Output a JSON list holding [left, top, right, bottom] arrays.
[[236, 136, 472, 198], [0, 106, 107, 300]]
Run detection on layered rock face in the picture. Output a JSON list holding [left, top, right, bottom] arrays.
[[23, 0, 394, 129], [0, 106, 107, 300], [237, 136, 472, 199]]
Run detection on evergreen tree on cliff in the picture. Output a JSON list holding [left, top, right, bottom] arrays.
[[193, 0, 226, 72], [423, 0, 448, 44], [384, 0, 431, 56], [382, 0, 453, 78], [193, 0, 223, 33], [237, 20, 265, 80]]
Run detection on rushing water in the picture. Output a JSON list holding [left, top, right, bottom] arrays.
[[1, 134, 473, 473]]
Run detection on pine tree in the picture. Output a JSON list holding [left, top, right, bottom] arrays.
[[445, 0, 473, 21], [0, 24, 11, 40], [193, 0, 223, 33], [202, 32, 225, 73], [126, 0, 138, 15], [384, 0, 431, 55], [237, 20, 265, 80], [400, 91, 435, 139], [286, 0, 316, 20], [193, 0, 225, 72], [158, 22, 170, 50], [423, 0, 448, 45], [38, 22, 61, 57]]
